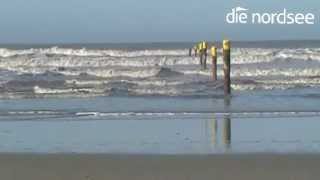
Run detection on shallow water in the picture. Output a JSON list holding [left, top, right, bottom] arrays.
[[0, 88, 319, 116], [0, 88, 319, 154], [0, 114, 320, 154]]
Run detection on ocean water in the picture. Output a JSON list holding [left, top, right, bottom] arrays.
[[0, 40, 320, 154]]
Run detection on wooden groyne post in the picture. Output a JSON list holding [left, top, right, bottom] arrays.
[[223, 40, 231, 95], [211, 46, 217, 80], [194, 46, 198, 57]]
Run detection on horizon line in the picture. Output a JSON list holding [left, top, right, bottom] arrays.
[[0, 39, 320, 45]]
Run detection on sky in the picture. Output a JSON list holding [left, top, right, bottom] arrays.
[[0, 0, 319, 43]]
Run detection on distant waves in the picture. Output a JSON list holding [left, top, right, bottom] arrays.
[[0, 47, 319, 97]]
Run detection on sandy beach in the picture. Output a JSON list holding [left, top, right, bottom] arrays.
[[0, 153, 319, 180]]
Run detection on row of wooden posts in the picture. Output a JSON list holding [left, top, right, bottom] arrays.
[[189, 40, 231, 96]]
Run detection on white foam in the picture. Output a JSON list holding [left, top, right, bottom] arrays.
[[129, 87, 181, 96], [75, 112, 178, 117], [6, 111, 61, 115], [0, 47, 188, 58], [231, 84, 292, 91], [182, 68, 320, 78], [232, 77, 320, 91], [6, 66, 163, 78], [74, 111, 320, 118], [33, 86, 107, 94], [1, 47, 320, 68], [3, 111, 320, 118]]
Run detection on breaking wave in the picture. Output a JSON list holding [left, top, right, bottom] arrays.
[[0, 47, 187, 58], [0, 46, 320, 97], [0, 47, 320, 62]]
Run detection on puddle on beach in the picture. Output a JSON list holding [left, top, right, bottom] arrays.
[[0, 114, 320, 154]]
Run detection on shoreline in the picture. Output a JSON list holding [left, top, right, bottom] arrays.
[[1, 153, 320, 180]]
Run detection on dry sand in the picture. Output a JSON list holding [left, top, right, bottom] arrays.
[[0, 153, 319, 180]]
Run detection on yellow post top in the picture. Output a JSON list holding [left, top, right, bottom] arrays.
[[197, 43, 200, 49], [202, 41, 207, 49], [211, 46, 217, 57], [223, 40, 230, 50]]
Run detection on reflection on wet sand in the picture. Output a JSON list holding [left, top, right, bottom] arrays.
[[222, 115, 231, 148], [207, 96, 232, 152], [1, 93, 320, 154], [210, 116, 217, 145], [208, 115, 232, 152], [223, 96, 232, 149]]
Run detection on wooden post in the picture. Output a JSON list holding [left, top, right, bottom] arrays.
[[211, 46, 217, 80], [223, 40, 231, 95], [199, 50, 203, 68], [188, 48, 192, 56], [203, 47, 207, 69], [194, 46, 198, 57]]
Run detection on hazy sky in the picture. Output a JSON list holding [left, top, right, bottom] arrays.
[[0, 0, 319, 43]]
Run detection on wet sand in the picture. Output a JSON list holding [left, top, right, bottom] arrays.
[[1, 153, 319, 180]]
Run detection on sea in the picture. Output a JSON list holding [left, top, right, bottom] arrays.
[[0, 40, 320, 154]]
